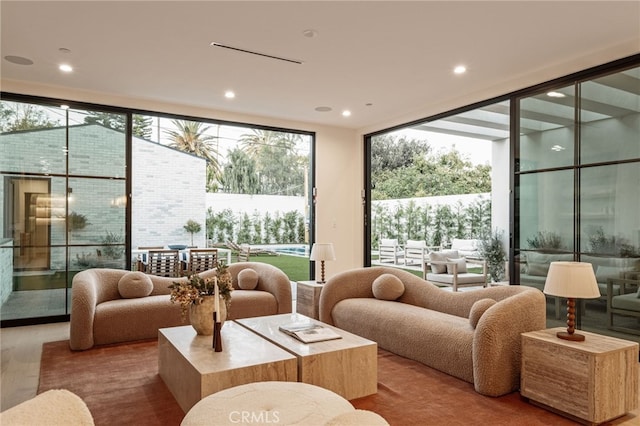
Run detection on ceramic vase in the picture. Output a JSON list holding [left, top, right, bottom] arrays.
[[189, 295, 227, 335]]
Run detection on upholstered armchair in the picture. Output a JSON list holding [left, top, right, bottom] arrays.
[[226, 262, 292, 319]]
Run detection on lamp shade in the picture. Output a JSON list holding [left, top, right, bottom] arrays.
[[543, 261, 600, 299], [309, 243, 336, 262]]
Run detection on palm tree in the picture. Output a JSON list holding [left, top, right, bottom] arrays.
[[164, 120, 221, 189], [239, 129, 305, 195]]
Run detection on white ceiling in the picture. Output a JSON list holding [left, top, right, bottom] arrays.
[[1, 1, 639, 132]]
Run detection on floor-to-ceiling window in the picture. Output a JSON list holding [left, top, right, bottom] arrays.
[[0, 100, 127, 323], [515, 64, 640, 339], [131, 113, 314, 282], [364, 100, 510, 278], [364, 55, 639, 342], [1, 96, 315, 325]]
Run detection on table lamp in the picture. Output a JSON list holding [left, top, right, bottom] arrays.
[[309, 243, 336, 283], [543, 261, 600, 341]]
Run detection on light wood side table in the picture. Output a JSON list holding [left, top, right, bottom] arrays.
[[521, 327, 639, 424], [296, 280, 324, 319]]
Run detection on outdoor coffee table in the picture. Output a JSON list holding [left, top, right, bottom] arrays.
[[158, 322, 297, 412], [235, 313, 378, 400]]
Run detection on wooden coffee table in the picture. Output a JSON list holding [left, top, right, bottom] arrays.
[[235, 313, 378, 400], [158, 322, 297, 412]]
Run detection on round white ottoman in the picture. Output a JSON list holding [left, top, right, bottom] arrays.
[[181, 381, 355, 426]]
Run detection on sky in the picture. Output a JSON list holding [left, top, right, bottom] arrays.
[[394, 128, 492, 166]]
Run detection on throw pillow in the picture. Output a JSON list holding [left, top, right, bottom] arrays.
[[445, 257, 467, 274], [469, 298, 496, 328], [372, 273, 405, 300], [429, 250, 459, 274], [237, 268, 259, 290], [117, 271, 153, 299]]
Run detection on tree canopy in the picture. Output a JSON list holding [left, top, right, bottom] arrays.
[[371, 135, 491, 200], [0, 102, 59, 132]]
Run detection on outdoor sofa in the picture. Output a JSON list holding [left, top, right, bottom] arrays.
[[70, 262, 292, 350], [319, 267, 546, 397]]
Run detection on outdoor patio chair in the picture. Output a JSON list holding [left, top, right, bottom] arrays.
[[237, 244, 251, 262], [607, 276, 640, 335], [135, 246, 164, 272], [404, 240, 440, 266], [378, 238, 403, 264], [227, 241, 278, 257], [187, 248, 219, 274], [425, 250, 487, 291], [146, 249, 181, 277]]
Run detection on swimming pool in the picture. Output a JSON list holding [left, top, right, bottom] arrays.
[[257, 244, 310, 257]]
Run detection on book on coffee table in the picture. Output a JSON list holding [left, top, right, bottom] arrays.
[[278, 322, 342, 344]]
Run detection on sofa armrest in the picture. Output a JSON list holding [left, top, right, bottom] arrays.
[[228, 262, 292, 314], [69, 269, 125, 350], [472, 288, 546, 396], [319, 269, 379, 325]]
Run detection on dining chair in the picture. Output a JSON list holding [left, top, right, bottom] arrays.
[[187, 248, 219, 274], [146, 249, 181, 277]]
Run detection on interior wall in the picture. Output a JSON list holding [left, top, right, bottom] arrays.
[[0, 80, 363, 279]]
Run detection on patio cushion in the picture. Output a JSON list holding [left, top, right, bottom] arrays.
[[612, 292, 640, 309], [446, 257, 467, 274], [429, 250, 459, 273], [426, 273, 485, 285]]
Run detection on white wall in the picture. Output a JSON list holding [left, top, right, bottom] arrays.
[[492, 137, 511, 253]]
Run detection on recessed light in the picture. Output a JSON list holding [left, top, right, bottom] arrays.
[[314, 106, 332, 112], [59, 64, 73, 72], [224, 91, 235, 99], [4, 55, 33, 65], [342, 110, 351, 117], [453, 65, 466, 75], [547, 91, 566, 98], [551, 145, 566, 151], [302, 29, 318, 38]]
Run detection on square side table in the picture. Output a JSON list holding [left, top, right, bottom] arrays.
[[296, 280, 324, 319], [521, 327, 638, 424]]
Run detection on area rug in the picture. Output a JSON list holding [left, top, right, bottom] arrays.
[[39, 340, 627, 425]]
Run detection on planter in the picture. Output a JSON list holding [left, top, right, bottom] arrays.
[[189, 295, 227, 335]]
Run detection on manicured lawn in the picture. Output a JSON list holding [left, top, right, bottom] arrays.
[[244, 254, 311, 282]]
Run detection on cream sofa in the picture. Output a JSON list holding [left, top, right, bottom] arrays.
[[319, 267, 546, 397], [70, 262, 292, 350], [0, 389, 94, 425]]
